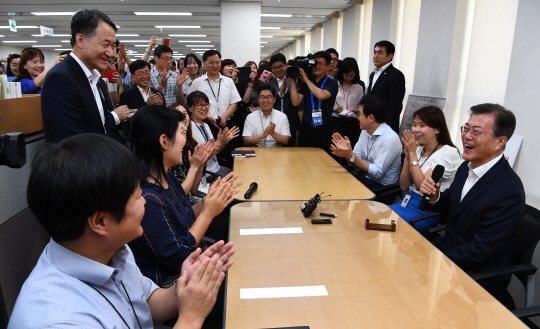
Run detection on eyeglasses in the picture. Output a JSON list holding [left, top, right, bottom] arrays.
[[133, 70, 150, 78], [271, 64, 285, 70], [331, 58, 338, 63], [258, 95, 274, 100], [159, 56, 173, 62], [460, 125, 494, 138], [195, 103, 210, 109]]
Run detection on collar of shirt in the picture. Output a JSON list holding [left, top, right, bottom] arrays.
[[71, 52, 101, 85], [137, 85, 150, 99], [48, 238, 128, 286], [468, 153, 503, 179], [371, 122, 389, 137], [373, 61, 392, 74], [203, 72, 223, 82]]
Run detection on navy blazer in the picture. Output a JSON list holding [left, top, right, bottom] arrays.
[[119, 85, 165, 110], [430, 156, 525, 298], [267, 78, 299, 132], [367, 64, 406, 133], [41, 55, 122, 143]]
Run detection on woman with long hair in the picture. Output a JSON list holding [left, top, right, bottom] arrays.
[[6, 53, 20, 77], [128, 105, 241, 287], [15, 48, 66, 94], [389, 106, 462, 236]]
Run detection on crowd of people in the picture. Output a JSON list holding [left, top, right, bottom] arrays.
[[6, 8, 526, 329]]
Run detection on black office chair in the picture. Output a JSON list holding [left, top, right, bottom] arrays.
[[411, 204, 540, 310]]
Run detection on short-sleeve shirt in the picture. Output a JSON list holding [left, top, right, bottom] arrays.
[[188, 73, 241, 119], [410, 144, 462, 195], [297, 76, 339, 124], [242, 109, 291, 147], [150, 66, 178, 106], [8, 239, 158, 329]]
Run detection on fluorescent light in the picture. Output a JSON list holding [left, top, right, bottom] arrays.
[[185, 45, 214, 47], [0, 26, 39, 29], [260, 46, 264, 48], [177, 40, 210, 43], [0, 35, 4, 37], [54, 48, 72, 51], [2, 40, 37, 43], [31, 12, 75, 15], [261, 27, 281, 30], [195, 52, 204, 54], [191, 49, 210, 51], [169, 34, 206, 37], [116, 25, 121, 28], [32, 45, 62, 47], [135, 12, 191, 16], [134, 45, 151, 47], [261, 36, 273, 38], [116, 34, 139, 37], [61, 40, 70, 43], [261, 41, 268, 44], [155, 26, 201, 29], [261, 14, 292, 17], [32, 34, 71, 37], [120, 40, 150, 43]]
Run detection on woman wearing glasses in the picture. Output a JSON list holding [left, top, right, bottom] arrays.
[[389, 106, 461, 236]]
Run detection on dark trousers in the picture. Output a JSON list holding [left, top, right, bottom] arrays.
[[298, 121, 332, 154], [362, 177, 397, 205]]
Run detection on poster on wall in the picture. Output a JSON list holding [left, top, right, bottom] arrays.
[[399, 95, 447, 139]]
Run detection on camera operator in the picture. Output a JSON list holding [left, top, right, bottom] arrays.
[[289, 51, 338, 153]]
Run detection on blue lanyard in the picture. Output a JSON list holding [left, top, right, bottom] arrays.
[[310, 76, 329, 110], [192, 120, 210, 142]]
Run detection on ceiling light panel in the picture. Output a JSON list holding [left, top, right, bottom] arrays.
[[169, 34, 207, 37], [155, 26, 201, 29], [31, 12, 76, 15], [135, 12, 191, 16]]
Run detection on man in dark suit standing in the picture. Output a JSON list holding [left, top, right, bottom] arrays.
[[268, 53, 298, 147], [366, 40, 405, 133], [120, 60, 165, 110], [41, 9, 133, 143], [421, 103, 525, 300]]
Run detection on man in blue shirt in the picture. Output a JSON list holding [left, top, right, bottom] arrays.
[[331, 95, 402, 204], [289, 51, 339, 153], [8, 133, 234, 329]]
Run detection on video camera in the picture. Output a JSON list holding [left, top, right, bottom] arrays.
[[300, 192, 330, 217], [287, 53, 316, 81], [0, 115, 27, 168]]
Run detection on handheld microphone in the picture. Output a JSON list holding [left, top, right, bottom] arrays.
[[244, 182, 258, 199], [418, 165, 445, 211]]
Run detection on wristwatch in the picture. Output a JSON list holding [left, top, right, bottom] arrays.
[[411, 161, 418, 166], [349, 154, 356, 163]]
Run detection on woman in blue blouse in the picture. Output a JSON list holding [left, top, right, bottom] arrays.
[[128, 105, 241, 287], [15, 48, 66, 94]]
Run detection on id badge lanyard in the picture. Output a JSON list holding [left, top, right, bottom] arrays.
[[206, 78, 222, 116], [192, 119, 210, 142], [310, 76, 328, 126]]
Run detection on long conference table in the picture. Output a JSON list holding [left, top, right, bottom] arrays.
[[225, 148, 526, 329]]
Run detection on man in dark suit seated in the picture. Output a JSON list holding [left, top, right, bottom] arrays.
[[120, 60, 165, 110], [366, 40, 406, 133], [41, 9, 134, 143], [420, 103, 526, 300]]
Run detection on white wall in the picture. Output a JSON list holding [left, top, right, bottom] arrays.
[[322, 19, 332, 51], [370, 0, 392, 49], [221, 1, 261, 64], [341, 5, 357, 58]]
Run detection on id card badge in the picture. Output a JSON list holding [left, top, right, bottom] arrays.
[[401, 194, 411, 208], [312, 109, 322, 126]]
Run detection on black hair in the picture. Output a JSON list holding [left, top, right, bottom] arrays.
[[27, 133, 143, 242], [129, 59, 151, 75], [469, 103, 516, 140], [221, 58, 236, 71], [257, 83, 276, 98], [178, 58, 184, 70], [326, 48, 339, 59], [374, 40, 395, 59], [313, 50, 332, 65], [59, 50, 72, 56], [186, 90, 210, 107], [413, 106, 457, 150], [70, 9, 117, 47], [6, 53, 21, 76], [336, 59, 360, 85], [269, 53, 286, 67], [171, 60, 176, 68], [183, 53, 201, 70], [17, 48, 45, 79], [130, 105, 185, 188], [203, 50, 221, 62], [360, 95, 387, 123], [149, 59, 156, 65], [154, 45, 173, 58]]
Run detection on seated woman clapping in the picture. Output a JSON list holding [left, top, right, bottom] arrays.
[[128, 105, 241, 287], [389, 106, 461, 236]]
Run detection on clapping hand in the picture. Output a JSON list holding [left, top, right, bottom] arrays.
[[180, 240, 235, 284], [159, 69, 168, 87], [147, 92, 163, 105], [217, 126, 240, 145], [188, 143, 213, 169], [202, 173, 242, 218], [177, 68, 189, 86], [264, 122, 276, 137], [401, 129, 418, 158], [330, 133, 354, 158]]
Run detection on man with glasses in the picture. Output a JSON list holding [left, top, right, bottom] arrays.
[[289, 50, 339, 153], [268, 53, 298, 147], [243, 84, 290, 147], [150, 45, 187, 107], [120, 60, 164, 109], [420, 103, 525, 301], [326, 48, 339, 80]]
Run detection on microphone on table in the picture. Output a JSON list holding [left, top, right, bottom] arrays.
[[244, 182, 258, 199], [418, 165, 445, 211]]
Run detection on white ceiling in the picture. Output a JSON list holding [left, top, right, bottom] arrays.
[[0, 0, 353, 60]]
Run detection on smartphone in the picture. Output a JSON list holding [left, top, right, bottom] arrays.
[[260, 70, 270, 83], [237, 67, 252, 84]]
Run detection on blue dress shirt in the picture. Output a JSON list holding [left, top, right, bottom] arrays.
[[353, 122, 402, 185], [8, 239, 159, 329], [19, 78, 41, 94]]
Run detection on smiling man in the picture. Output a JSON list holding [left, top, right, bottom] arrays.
[[120, 60, 165, 109], [41, 9, 134, 143], [420, 103, 525, 300]]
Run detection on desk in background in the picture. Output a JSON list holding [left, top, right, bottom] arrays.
[[226, 201, 526, 329], [233, 147, 374, 201]]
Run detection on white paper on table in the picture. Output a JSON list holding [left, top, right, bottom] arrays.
[[240, 285, 328, 299]]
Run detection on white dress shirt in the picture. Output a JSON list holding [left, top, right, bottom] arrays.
[[371, 62, 392, 89], [242, 109, 290, 147], [188, 73, 241, 119], [460, 153, 503, 201], [190, 121, 220, 173], [70, 53, 120, 126], [137, 85, 150, 103]]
